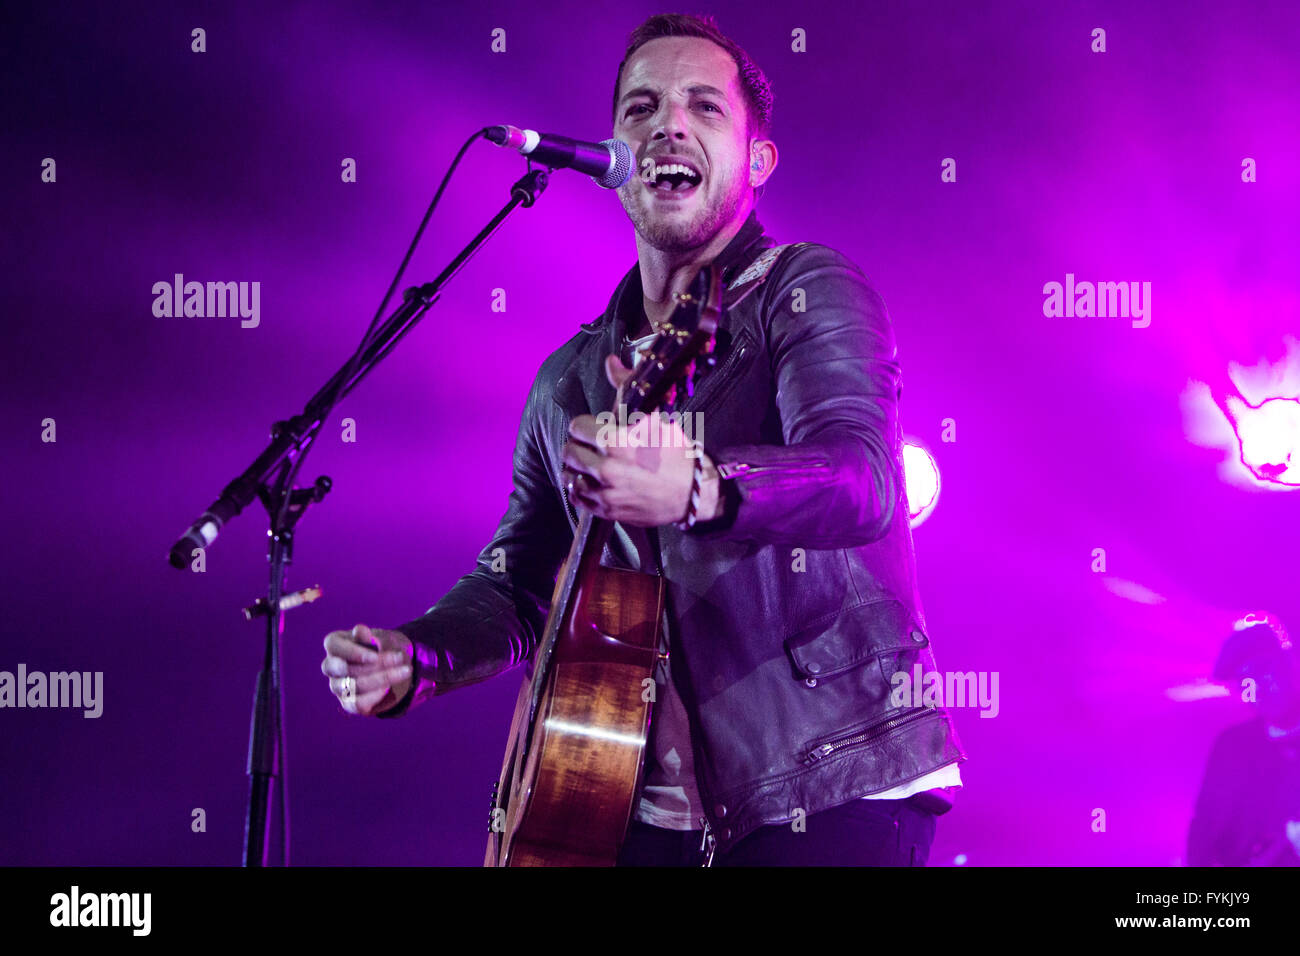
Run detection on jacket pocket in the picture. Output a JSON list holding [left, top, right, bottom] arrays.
[[784, 597, 927, 680]]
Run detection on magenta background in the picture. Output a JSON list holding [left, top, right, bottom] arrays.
[[2, 0, 1297, 865]]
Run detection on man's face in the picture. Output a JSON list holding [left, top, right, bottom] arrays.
[[613, 36, 754, 253]]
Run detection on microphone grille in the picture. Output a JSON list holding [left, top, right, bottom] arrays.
[[593, 139, 634, 189]]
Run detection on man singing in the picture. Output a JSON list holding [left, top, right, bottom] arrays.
[[321, 12, 965, 866]]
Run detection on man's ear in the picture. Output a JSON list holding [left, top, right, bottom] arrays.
[[749, 138, 778, 187]]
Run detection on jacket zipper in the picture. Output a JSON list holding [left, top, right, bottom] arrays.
[[805, 707, 934, 763], [680, 339, 748, 415], [721, 459, 830, 478], [698, 817, 717, 867], [560, 480, 579, 526]]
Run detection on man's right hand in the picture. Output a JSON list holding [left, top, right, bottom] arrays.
[[321, 623, 414, 716]]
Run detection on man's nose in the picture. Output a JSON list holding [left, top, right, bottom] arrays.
[[651, 101, 690, 141]]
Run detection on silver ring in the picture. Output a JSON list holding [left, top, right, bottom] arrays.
[[340, 676, 356, 704]]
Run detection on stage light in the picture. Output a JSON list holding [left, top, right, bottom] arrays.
[[903, 439, 940, 528], [1226, 395, 1299, 486], [1182, 335, 1300, 490]]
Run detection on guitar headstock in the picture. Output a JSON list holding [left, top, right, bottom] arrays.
[[620, 263, 723, 415]]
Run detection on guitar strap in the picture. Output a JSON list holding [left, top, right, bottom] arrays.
[[721, 241, 809, 311], [622, 241, 808, 394]]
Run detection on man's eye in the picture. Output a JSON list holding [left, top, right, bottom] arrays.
[[698, 102, 721, 113], [627, 104, 652, 116]]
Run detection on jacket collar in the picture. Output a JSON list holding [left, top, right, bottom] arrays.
[[554, 210, 773, 419]]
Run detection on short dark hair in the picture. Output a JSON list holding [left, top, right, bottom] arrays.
[[1213, 615, 1293, 682], [611, 13, 774, 140]]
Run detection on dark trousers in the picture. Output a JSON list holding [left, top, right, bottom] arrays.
[[615, 796, 938, 867]]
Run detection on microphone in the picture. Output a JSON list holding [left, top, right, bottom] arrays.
[[485, 126, 634, 189], [168, 494, 241, 568], [168, 421, 331, 570]]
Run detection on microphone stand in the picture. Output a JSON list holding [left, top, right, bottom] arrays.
[[170, 167, 550, 866]]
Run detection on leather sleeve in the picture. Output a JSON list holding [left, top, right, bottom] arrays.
[[377, 365, 572, 716], [688, 243, 905, 548]]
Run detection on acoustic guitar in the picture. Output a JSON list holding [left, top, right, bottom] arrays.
[[485, 263, 723, 866]]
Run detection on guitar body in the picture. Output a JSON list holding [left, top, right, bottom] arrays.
[[486, 263, 723, 867], [487, 563, 664, 865]]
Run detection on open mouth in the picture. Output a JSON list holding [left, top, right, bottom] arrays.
[[644, 161, 703, 198]]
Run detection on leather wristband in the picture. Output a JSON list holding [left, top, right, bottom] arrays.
[[673, 441, 706, 531]]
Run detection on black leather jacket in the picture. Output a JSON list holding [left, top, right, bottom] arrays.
[[381, 211, 967, 853]]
